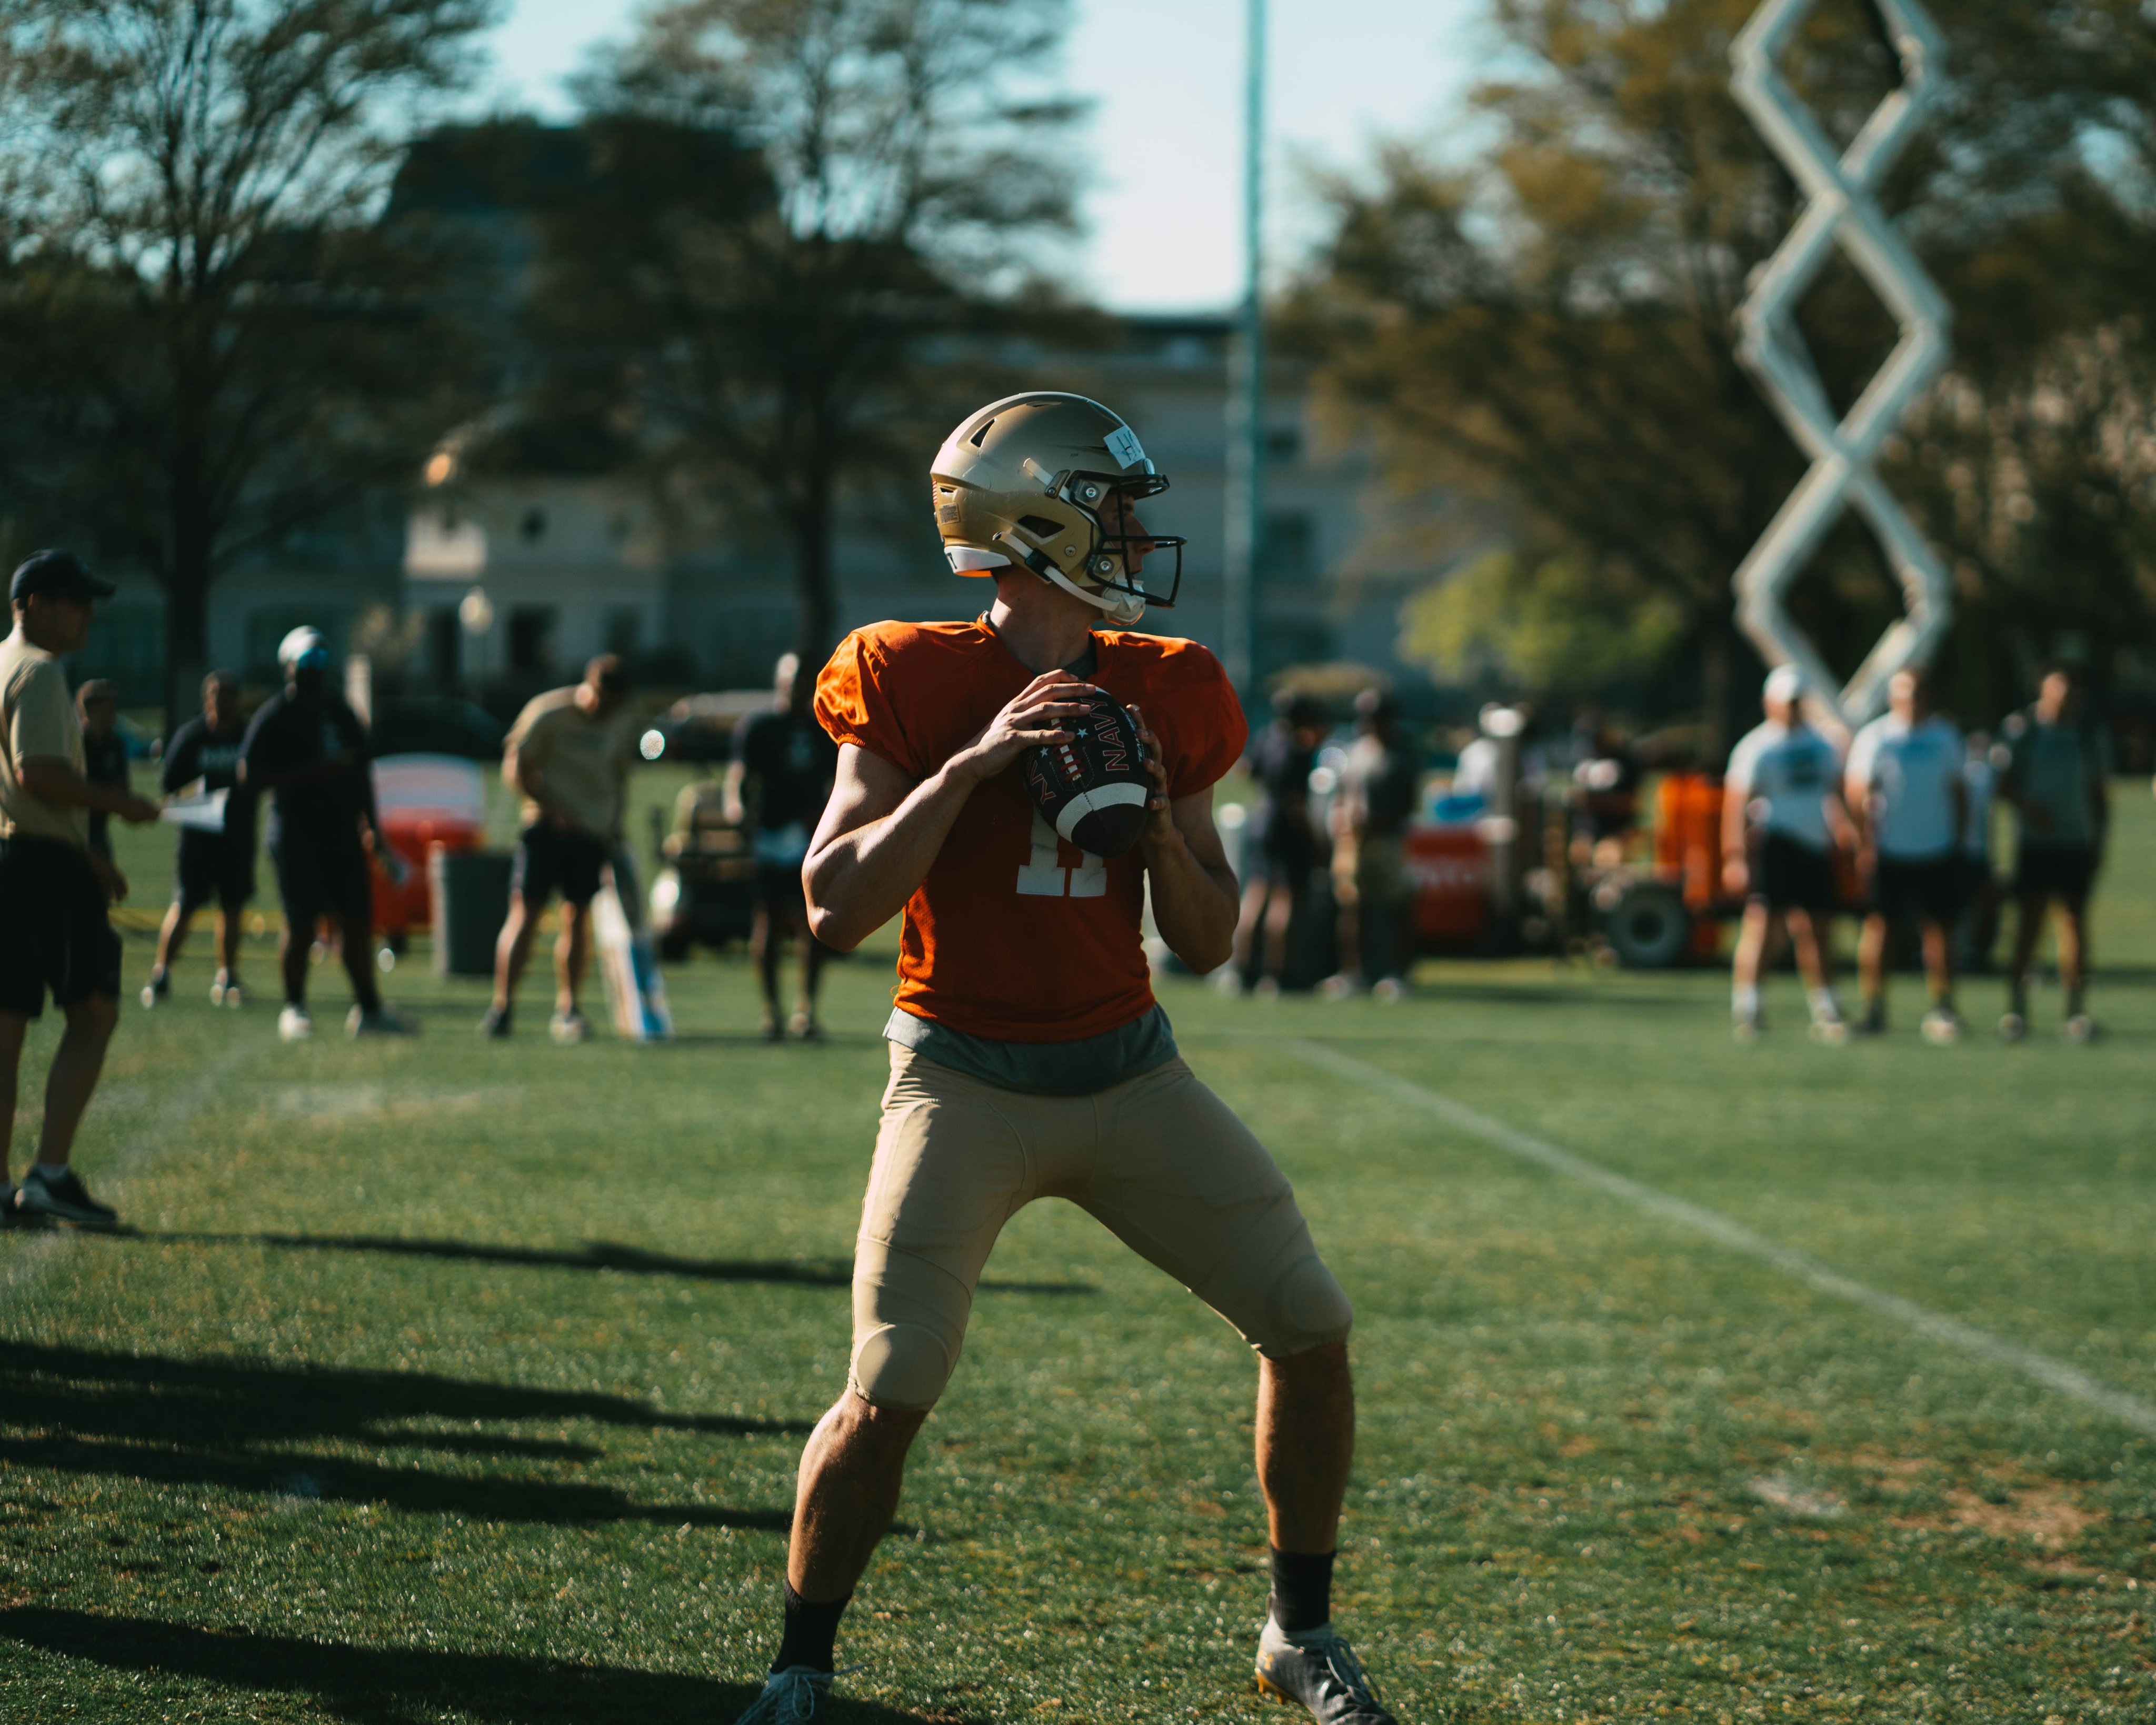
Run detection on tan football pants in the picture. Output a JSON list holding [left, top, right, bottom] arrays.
[[849, 1044, 1355, 1410]]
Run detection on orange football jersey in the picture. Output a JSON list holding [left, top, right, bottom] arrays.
[[815, 619, 1246, 1042]]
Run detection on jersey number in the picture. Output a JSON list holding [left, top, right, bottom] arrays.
[[1016, 810, 1105, 898]]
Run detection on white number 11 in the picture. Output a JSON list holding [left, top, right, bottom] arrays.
[[1016, 810, 1105, 899]]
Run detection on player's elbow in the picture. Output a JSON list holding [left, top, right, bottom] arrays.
[[806, 900, 861, 953]]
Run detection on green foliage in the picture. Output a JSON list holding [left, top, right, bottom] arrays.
[[515, 0, 1085, 663], [0, 0, 500, 723], [1401, 546, 1686, 695], [1295, 0, 2156, 736]]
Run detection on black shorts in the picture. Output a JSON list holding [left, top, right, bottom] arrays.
[[1752, 835, 1838, 913], [175, 829, 256, 914], [1869, 854, 1960, 925], [272, 832, 373, 931], [512, 823, 609, 909], [2015, 845, 2097, 907], [755, 863, 808, 921], [0, 836, 123, 1018]]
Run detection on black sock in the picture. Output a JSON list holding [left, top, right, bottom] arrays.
[[773, 1579, 850, 1673], [1268, 1547, 1335, 1636]]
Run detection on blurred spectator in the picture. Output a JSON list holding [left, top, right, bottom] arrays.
[[1722, 666, 1849, 1043], [2, 551, 158, 1229], [1998, 664, 2109, 1042], [1845, 668, 1966, 1043], [725, 652, 839, 1041], [484, 654, 635, 1044], [1324, 690, 1419, 1000], [144, 671, 255, 1009], [241, 626, 410, 1042], [1570, 714, 1640, 866], [76, 679, 127, 861], [1226, 691, 1326, 998]]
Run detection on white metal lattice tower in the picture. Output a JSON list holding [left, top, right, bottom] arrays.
[[1730, 0, 1952, 733]]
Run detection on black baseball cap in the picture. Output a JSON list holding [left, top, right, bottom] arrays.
[[11, 549, 116, 604]]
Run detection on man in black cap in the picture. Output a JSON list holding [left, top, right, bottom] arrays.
[[1, 551, 160, 1228], [239, 626, 411, 1042], [144, 670, 255, 1009]]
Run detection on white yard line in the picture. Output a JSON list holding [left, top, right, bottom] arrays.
[[1277, 1036, 2156, 1441], [2, 1037, 256, 1296]]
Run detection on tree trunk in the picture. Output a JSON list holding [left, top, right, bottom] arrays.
[[1700, 615, 1734, 769], [163, 516, 214, 738], [792, 461, 839, 671]]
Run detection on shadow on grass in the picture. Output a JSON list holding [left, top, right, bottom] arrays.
[[117, 1231, 1100, 1297], [0, 1340, 803, 1530], [0, 1608, 961, 1724]]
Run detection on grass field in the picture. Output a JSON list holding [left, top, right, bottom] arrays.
[[2, 776, 2153, 1722]]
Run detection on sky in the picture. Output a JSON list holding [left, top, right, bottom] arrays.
[[474, 0, 1492, 312]]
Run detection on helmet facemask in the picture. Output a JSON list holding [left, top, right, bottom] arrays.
[[992, 467, 1184, 625]]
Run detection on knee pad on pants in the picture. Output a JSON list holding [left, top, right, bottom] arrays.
[[849, 1321, 957, 1412], [849, 1245, 970, 1411], [1255, 1252, 1355, 1360]]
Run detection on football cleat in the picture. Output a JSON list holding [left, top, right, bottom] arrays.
[[211, 972, 245, 1009], [1997, 1011, 2028, 1043], [15, 1164, 118, 1230], [549, 1009, 592, 1045], [1808, 1012, 1848, 1046], [139, 969, 169, 1009], [2064, 1013, 2097, 1044], [278, 1005, 314, 1042], [731, 1666, 834, 1723], [1732, 1012, 1764, 1045], [1254, 1621, 1397, 1724], [480, 1003, 513, 1040], [1919, 1006, 1963, 1046], [348, 1005, 416, 1038]]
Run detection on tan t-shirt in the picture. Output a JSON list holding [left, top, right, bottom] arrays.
[[0, 630, 88, 849], [504, 687, 634, 837]]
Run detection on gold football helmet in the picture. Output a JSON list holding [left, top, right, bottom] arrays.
[[930, 392, 1184, 624]]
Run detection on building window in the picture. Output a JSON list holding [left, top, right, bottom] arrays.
[[1265, 425, 1302, 462], [507, 606, 556, 674], [520, 507, 548, 542], [1259, 512, 1315, 584], [68, 607, 164, 706]]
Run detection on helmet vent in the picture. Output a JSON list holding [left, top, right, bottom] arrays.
[[970, 418, 995, 447], [1017, 515, 1062, 538]]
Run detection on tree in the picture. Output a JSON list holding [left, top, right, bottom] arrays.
[[0, 0, 500, 723], [525, 0, 1083, 665], [1294, 0, 2156, 745]]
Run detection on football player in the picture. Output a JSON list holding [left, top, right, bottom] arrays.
[[731, 394, 1393, 1724]]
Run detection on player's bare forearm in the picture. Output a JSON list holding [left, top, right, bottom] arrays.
[[807, 680, 1092, 951], [804, 757, 978, 951], [1145, 822, 1237, 973]]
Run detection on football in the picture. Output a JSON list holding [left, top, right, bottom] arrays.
[[1023, 689, 1153, 859]]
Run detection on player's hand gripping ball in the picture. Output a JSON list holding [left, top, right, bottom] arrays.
[[1023, 689, 1153, 859]]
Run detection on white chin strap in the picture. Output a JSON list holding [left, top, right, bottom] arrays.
[[1043, 565, 1145, 625], [952, 543, 1144, 624]]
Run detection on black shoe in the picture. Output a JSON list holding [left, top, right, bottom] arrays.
[[15, 1165, 118, 1229], [480, 1004, 513, 1040]]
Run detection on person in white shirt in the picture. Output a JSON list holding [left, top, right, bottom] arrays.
[[1721, 665, 1850, 1042], [1843, 667, 1968, 1042]]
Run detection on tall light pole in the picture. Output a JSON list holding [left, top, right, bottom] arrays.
[[1222, 0, 1266, 697]]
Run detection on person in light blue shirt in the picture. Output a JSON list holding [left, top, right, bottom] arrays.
[[1844, 667, 1967, 1042], [1721, 665, 1850, 1042]]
